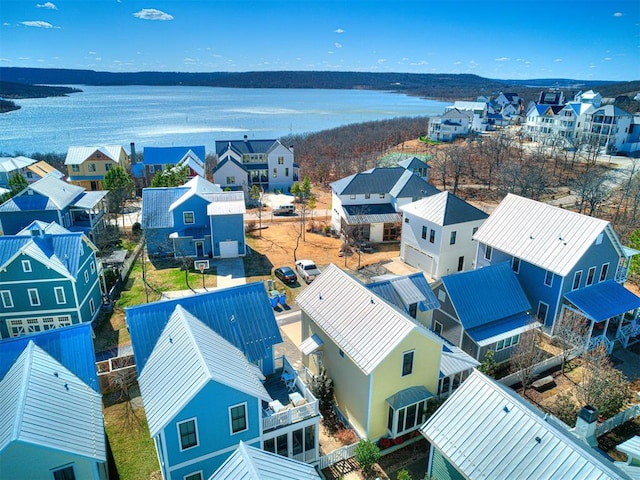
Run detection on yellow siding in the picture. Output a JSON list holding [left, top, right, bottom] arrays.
[[369, 330, 441, 439]]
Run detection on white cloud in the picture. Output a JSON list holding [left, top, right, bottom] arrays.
[[133, 9, 174, 21], [410, 60, 429, 66], [334, 28, 345, 33], [554, 58, 563, 62], [377, 58, 387, 64], [0, 58, 10, 62], [604, 57, 612, 61], [495, 57, 510, 62], [88, 51, 97, 55], [21, 20, 53, 28], [36, 2, 57, 9], [589, 64, 597, 69], [327, 51, 334, 55], [334, 42, 342, 48], [453, 61, 462, 65], [613, 12, 623, 17]]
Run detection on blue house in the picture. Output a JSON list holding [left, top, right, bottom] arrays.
[[135, 145, 206, 184], [0, 174, 108, 240], [126, 285, 321, 479], [0, 324, 107, 480], [0, 221, 104, 339], [432, 262, 537, 363], [474, 194, 640, 352], [141, 176, 246, 258]]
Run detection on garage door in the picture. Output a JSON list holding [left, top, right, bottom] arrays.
[[219, 240, 238, 258], [404, 244, 434, 274], [7, 315, 72, 338]]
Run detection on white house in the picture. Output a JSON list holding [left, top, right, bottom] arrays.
[[399, 191, 488, 279], [427, 109, 474, 142]]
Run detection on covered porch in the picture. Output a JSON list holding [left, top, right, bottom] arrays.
[[341, 204, 401, 243], [69, 190, 107, 239], [562, 280, 640, 353], [437, 343, 479, 400]]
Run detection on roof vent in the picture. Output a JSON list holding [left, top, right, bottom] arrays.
[[370, 298, 375, 305], [503, 405, 510, 413], [319, 294, 323, 300], [535, 436, 542, 444]]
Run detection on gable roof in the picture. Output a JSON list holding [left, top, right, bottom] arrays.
[[397, 156, 429, 172], [168, 176, 223, 211], [17, 220, 71, 235], [400, 191, 488, 226], [215, 139, 285, 157], [65, 145, 125, 165], [212, 156, 248, 174], [331, 167, 438, 198], [296, 264, 442, 375], [142, 146, 206, 166], [126, 282, 283, 371], [0, 155, 36, 173], [389, 170, 440, 199], [421, 370, 631, 480], [139, 305, 271, 436], [212, 441, 322, 480], [0, 341, 105, 462], [367, 272, 440, 313], [26, 160, 64, 180], [206, 191, 246, 216], [141, 186, 189, 229], [0, 175, 84, 213], [473, 194, 621, 277]]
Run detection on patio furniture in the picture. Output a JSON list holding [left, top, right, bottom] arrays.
[[268, 399, 286, 413], [289, 391, 306, 406], [281, 371, 296, 392]]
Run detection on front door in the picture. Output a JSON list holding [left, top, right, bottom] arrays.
[[195, 241, 204, 257], [90, 181, 98, 191]]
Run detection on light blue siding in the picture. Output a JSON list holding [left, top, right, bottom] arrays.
[[211, 215, 245, 257], [430, 448, 466, 480]]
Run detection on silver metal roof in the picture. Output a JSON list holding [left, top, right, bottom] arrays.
[[421, 370, 631, 480], [65, 145, 125, 165], [473, 194, 619, 277], [0, 341, 105, 462], [299, 334, 324, 355], [210, 441, 322, 480], [295, 264, 443, 375], [169, 176, 223, 211], [0, 155, 35, 172], [439, 343, 480, 377], [27, 175, 85, 210], [138, 305, 271, 437], [72, 190, 108, 209], [206, 192, 246, 216]]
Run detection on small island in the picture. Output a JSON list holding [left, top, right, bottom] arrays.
[[0, 81, 82, 113]]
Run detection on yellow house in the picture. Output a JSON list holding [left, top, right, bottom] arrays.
[[65, 145, 130, 191], [296, 264, 477, 441]]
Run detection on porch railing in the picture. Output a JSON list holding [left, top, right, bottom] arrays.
[[595, 404, 640, 438], [315, 442, 359, 470], [587, 334, 613, 354]]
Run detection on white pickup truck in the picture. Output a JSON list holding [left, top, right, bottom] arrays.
[[295, 259, 321, 283]]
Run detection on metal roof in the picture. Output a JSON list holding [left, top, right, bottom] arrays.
[[441, 262, 532, 331], [214, 139, 283, 157], [468, 313, 539, 347], [300, 334, 324, 355], [72, 190, 108, 209], [343, 203, 401, 225], [126, 282, 283, 372], [138, 305, 271, 436], [295, 264, 443, 375], [65, 145, 125, 165], [18, 220, 70, 235], [473, 194, 619, 277], [389, 170, 440, 199], [206, 191, 246, 216], [386, 385, 433, 410], [0, 155, 35, 173], [440, 343, 480, 377], [400, 191, 488, 226], [211, 441, 322, 480], [617, 436, 640, 463], [28, 175, 85, 210], [143, 146, 206, 165], [26, 160, 63, 179], [168, 176, 223, 212], [331, 167, 406, 195], [0, 341, 105, 462], [397, 156, 429, 172], [564, 281, 640, 322], [367, 272, 440, 313], [141, 186, 188, 229], [421, 370, 631, 480]]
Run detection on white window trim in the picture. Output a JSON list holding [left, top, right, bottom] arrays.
[[388, 399, 427, 437], [586, 266, 596, 286], [600, 263, 609, 282], [22, 260, 32, 273], [401, 350, 415, 377], [484, 245, 492, 260], [572, 270, 582, 291], [183, 211, 195, 225], [544, 270, 553, 287], [495, 335, 520, 351], [434, 320, 443, 336], [229, 402, 249, 435], [537, 301, 549, 323], [176, 418, 199, 451], [90, 262, 96, 274], [27, 288, 40, 306], [89, 298, 95, 315], [183, 471, 203, 480], [54, 286, 66, 304], [1, 290, 14, 308], [51, 464, 76, 480], [84, 270, 89, 283]]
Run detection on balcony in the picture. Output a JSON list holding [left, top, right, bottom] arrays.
[[262, 356, 320, 432]]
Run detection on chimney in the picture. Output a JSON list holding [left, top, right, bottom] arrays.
[[243, 135, 248, 142], [130, 142, 137, 163], [573, 405, 599, 447]]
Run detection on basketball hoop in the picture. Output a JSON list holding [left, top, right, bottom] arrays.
[[198, 263, 205, 273]]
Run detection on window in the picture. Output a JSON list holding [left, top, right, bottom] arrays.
[[408, 303, 417, 319], [28, 288, 40, 306], [88, 163, 96, 172], [84, 270, 89, 283], [437, 289, 446, 302], [71, 165, 80, 172], [472, 226, 479, 236], [586, 266, 596, 286], [434, 321, 443, 336], [90, 261, 96, 273], [177, 419, 198, 450], [537, 302, 549, 323], [184, 473, 202, 480], [278, 156, 284, 165], [598, 263, 609, 282], [22, 260, 32, 272], [572, 270, 582, 290], [404, 217, 409, 223], [365, 193, 370, 199], [1, 291, 13, 308], [596, 233, 603, 245], [495, 335, 520, 351], [379, 194, 385, 199], [339, 349, 344, 358], [226, 176, 235, 185], [52, 465, 76, 480], [544, 270, 553, 287], [449, 231, 457, 245], [89, 298, 95, 315], [285, 167, 289, 177], [230, 403, 248, 434], [512, 257, 520, 273], [401, 351, 414, 377], [387, 399, 427, 437], [429, 229, 435, 244], [276, 433, 288, 456], [421, 226, 427, 239], [272, 168, 277, 178], [105, 163, 111, 171], [350, 194, 356, 200], [54, 287, 66, 304], [484, 245, 492, 260], [183, 211, 195, 224], [458, 256, 464, 272]]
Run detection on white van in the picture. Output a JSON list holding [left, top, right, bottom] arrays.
[[273, 204, 295, 216]]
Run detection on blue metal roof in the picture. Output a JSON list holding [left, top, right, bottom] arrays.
[[143, 146, 205, 165], [564, 280, 640, 322], [0, 233, 85, 276], [466, 312, 534, 343], [367, 272, 440, 313], [67, 175, 104, 181], [126, 282, 283, 371], [0, 194, 56, 212], [0, 323, 99, 392], [441, 262, 531, 330], [141, 186, 188, 229], [132, 163, 145, 178]]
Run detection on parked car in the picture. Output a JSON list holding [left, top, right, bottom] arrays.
[[295, 260, 321, 283], [274, 266, 297, 285], [273, 204, 296, 216]]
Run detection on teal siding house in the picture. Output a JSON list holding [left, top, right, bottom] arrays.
[[142, 176, 246, 258], [0, 324, 107, 480], [0, 221, 104, 339]]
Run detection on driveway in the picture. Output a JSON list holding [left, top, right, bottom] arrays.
[[216, 258, 246, 288]]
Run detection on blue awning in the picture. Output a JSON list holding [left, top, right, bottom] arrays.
[[466, 312, 536, 346], [386, 386, 433, 410], [564, 280, 640, 322]]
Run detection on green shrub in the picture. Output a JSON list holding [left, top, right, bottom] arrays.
[[354, 439, 380, 477]]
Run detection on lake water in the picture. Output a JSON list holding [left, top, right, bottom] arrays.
[[0, 85, 449, 155]]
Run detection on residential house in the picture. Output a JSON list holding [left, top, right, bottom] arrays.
[[330, 167, 440, 243], [399, 191, 488, 279], [427, 108, 474, 142], [136, 145, 206, 185], [0, 221, 104, 338], [432, 262, 538, 363], [0, 156, 36, 189], [582, 104, 634, 155], [0, 174, 107, 239], [210, 441, 321, 480], [126, 285, 320, 478], [142, 176, 246, 258], [420, 369, 634, 480], [26, 161, 65, 182], [0, 323, 107, 480], [494, 92, 522, 112], [397, 156, 430, 181], [525, 104, 565, 143], [448, 101, 487, 131], [65, 145, 129, 191], [296, 264, 477, 441], [213, 137, 299, 194], [473, 193, 640, 351]]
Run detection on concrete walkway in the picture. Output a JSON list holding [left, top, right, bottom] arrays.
[[215, 258, 247, 288]]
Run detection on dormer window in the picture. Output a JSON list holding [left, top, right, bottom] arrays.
[[22, 260, 32, 273], [183, 212, 195, 224]]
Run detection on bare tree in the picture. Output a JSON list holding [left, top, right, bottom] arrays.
[[571, 166, 613, 216], [554, 310, 588, 375], [510, 319, 544, 396]]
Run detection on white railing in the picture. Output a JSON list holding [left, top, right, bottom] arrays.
[[616, 324, 635, 348], [587, 334, 613, 354], [595, 404, 640, 437], [262, 400, 320, 431], [315, 442, 359, 470]]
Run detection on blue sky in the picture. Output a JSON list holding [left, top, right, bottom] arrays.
[[1, 0, 639, 81]]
